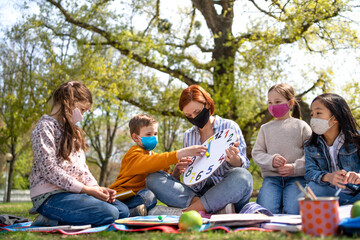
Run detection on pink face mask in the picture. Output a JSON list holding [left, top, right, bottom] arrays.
[[268, 101, 290, 118], [72, 108, 83, 123]]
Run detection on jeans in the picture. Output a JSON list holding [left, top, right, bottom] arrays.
[[256, 176, 305, 214], [123, 188, 157, 211], [146, 168, 253, 213], [307, 181, 360, 205], [37, 192, 129, 226]]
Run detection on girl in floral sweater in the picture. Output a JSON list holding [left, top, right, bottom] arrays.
[[30, 81, 128, 226]]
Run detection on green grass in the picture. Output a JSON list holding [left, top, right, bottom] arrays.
[[0, 202, 356, 239]]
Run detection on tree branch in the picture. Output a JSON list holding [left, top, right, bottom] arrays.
[[45, 0, 198, 86], [89, 39, 214, 71], [86, 155, 101, 167], [42, 23, 74, 38], [240, 0, 341, 46], [192, 0, 221, 33], [182, 5, 196, 56], [165, 41, 214, 53], [121, 97, 183, 117], [249, 0, 280, 20], [142, 0, 160, 37], [297, 77, 324, 98], [271, 0, 289, 15]]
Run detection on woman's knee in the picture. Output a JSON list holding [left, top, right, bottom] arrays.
[[227, 168, 253, 188], [146, 171, 167, 188], [224, 168, 253, 203]]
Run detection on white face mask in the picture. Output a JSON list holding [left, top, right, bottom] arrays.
[[72, 108, 83, 123], [310, 116, 335, 135]]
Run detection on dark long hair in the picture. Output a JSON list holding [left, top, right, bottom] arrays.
[[268, 83, 302, 119], [51, 81, 92, 160], [306, 93, 360, 150]]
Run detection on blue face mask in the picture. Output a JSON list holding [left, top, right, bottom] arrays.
[[140, 136, 158, 151]]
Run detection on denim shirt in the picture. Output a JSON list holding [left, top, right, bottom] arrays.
[[304, 134, 360, 193]]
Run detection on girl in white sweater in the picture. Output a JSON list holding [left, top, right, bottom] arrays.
[[252, 83, 312, 214]]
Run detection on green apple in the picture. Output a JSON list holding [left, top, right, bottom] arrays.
[[178, 210, 203, 231], [351, 200, 360, 218]]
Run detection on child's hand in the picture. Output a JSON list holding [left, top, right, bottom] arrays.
[[323, 170, 348, 188], [172, 157, 193, 180], [345, 171, 360, 185], [176, 145, 207, 159], [272, 155, 287, 168], [225, 142, 242, 167], [100, 187, 116, 203], [81, 185, 110, 202], [277, 164, 294, 176], [176, 157, 193, 173]]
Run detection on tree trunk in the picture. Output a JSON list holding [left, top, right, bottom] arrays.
[[99, 160, 109, 186], [6, 142, 16, 202], [212, 32, 237, 119], [192, 0, 237, 119], [6, 160, 14, 202]]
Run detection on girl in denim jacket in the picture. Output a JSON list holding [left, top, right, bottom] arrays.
[[305, 93, 360, 205]]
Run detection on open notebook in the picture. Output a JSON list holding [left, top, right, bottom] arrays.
[[26, 224, 92, 231], [210, 213, 302, 228]]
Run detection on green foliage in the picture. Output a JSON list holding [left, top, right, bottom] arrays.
[[158, 19, 172, 33], [24, 0, 358, 129], [1, 0, 359, 192], [0, 24, 57, 193], [13, 145, 32, 189], [341, 81, 360, 123]]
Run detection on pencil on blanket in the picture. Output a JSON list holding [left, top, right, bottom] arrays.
[[255, 211, 267, 216], [335, 188, 342, 197], [305, 186, 317, 200], [295, 181, 313, 200]]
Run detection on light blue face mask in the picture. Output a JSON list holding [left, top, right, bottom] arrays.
[[140, 136, 158, 151]]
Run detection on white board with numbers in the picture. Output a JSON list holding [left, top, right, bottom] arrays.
[[183, 128, 236, 186]]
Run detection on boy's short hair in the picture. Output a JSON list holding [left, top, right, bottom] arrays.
[[129, 114, 158, 135]]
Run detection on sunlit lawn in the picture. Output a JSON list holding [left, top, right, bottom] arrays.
[[0, 202, 357, 239]]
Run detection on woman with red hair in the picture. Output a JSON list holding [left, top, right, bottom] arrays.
[[146, 85, 253, 215]]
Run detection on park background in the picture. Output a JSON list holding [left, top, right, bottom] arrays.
[[0, 0, 360, 204]]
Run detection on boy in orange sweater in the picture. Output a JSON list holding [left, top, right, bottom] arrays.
[[109, 114, 207, 216]]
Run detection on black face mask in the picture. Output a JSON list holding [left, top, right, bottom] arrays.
[[186, 107, 210, 129]]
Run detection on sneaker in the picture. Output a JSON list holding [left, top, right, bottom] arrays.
[[129, 204, 147, 217], [148, 205, 183, 216], [239, 202, 273, 216], [31, 214, 58, 227], [215, 203, 235, 214], [28, 208, 38, 215]]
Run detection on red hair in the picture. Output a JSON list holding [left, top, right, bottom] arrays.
[[179, 85, 215, 115]]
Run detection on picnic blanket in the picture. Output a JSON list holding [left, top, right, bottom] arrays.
[[0, 214, 30, 226], [0, 217, 273, 235], [1, 202, 353, 235]]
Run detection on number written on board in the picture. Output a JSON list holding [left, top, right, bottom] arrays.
[[183, 128, 237, 186]]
